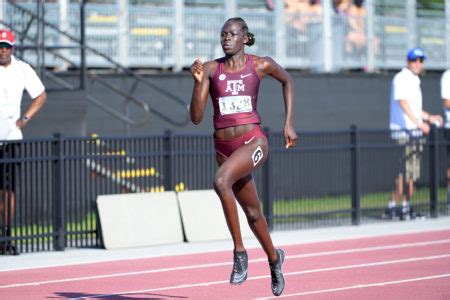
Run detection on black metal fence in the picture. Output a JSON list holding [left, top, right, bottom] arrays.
[[1, 126, 448, 254]]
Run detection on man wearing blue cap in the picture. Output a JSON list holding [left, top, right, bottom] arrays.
[[388, 47, 443, 219]]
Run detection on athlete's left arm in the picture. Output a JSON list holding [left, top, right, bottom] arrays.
[[256, 56, 297, 148]]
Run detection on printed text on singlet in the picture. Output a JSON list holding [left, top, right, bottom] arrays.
[[218, 79, 252, 115]]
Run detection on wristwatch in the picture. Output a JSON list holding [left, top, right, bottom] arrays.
[[22, 115, 30, 123]]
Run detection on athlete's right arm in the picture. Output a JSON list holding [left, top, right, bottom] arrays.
[[190, 59, 214, 125]]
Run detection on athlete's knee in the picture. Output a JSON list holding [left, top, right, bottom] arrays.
[[213, 172, 232, 194], [244, 207, 263, 224]]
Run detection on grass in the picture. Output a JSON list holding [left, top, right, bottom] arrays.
[[273, 187, 448, 220], [4, 187, 448, 241], [7, 212, 98, 243]]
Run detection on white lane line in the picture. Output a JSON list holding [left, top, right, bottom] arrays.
[[79, 254, 450, 299], [256, 273, 450, 299], [1, 239, 450, 289]]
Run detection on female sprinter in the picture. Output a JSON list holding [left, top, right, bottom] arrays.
[[189, 17, 297, 297]]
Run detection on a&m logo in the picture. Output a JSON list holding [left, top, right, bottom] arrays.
[[225, 80, 245, 95]]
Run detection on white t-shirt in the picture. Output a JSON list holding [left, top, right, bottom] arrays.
[[0, 55, 45, 140], [389, 67, 423, 135], [441, 69, 450, 128]]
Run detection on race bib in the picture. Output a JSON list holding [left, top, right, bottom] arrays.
[[218, 95, 252, 115]]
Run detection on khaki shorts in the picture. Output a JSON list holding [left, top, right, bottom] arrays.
[[396, 136, 424, 181]]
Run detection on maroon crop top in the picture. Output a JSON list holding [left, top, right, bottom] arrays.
[[209, 54, 261, 129]]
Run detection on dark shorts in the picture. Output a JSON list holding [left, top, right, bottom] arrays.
[[214, 125, 267, 158], [0, 144, 17, 191]]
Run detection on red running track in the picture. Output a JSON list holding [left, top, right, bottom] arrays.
[[1, 229, 450, 299]]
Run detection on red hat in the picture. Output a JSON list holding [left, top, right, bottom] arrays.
[[0, 30, 15, 46]]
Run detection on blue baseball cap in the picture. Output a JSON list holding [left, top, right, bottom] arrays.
[[407, 48, 426, 61]]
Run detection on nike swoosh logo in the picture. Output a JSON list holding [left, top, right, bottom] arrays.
[[244, 136, 255, 144], [240, 73, 252, 78], [235, 270, 247, 281], [231, 270, 248, 285]]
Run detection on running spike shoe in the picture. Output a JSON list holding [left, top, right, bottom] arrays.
[[230, 250, 248, 285], [269, 249, 285, 296]]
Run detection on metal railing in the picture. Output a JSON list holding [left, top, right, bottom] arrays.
[[1, 127, 448, 253], [1, 1, 190, 131], [1, 0, 449, 72]]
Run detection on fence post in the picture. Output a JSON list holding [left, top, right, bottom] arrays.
[[79, 0, 87, 90], [52, 133, 66, 251], [262, 127, 273, 231], [163, 130, 173, 191], [173, 0, 184, 72], [322, 0, 333, 72], [350, 125, 361, 225], [429, 125, 439, 218], [274, 0, 286, 67]]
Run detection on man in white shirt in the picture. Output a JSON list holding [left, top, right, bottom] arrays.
[[441, 69, 450, 209], [388, 47, 443, 219], [0, 29, 47, 255]]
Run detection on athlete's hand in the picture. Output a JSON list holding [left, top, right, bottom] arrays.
[[284, 125, 297, 149], [191, 58, 203, 82]]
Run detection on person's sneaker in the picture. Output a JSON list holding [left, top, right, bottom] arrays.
[[0, 243, 19, 256], [401, 201, 411, 220], [230, 250, 248, 285], [385, 201, 397, 219], [270, 249, 285, 296]]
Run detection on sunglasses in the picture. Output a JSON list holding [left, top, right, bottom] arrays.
[[409, 58, 424, 63], [0, 43, 13, 49]]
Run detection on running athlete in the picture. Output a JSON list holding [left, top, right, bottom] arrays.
[[189, 17, 297, 297]]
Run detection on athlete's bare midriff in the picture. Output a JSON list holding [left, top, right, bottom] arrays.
[[214, 123, 257, 141]]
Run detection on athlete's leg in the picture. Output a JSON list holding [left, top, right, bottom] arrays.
[[214, 154, 245, 252], [213, 138, 268, 252], [215, 137, 284, 292], [233, 175, 277, 263]]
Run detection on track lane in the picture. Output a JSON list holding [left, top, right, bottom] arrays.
[[0, 230, 449, 299]]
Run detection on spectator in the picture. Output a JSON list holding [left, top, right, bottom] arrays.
[[344, 0, 379, 60], [285, 0, 321, 34], [0, 29, 47, 255], [345, 0, 365, 53], [388, 48, 443, 219], [266, 0, 275, 11], [333, 0, 351, 13], [441, 69, 450, 209], [189, 17, 297, 296], [285, 0, 323, 70]]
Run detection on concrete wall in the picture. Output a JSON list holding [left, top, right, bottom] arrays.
[[21, 71, 445, 138]]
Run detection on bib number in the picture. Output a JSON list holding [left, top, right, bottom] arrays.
[[218, 96, 252, 115]]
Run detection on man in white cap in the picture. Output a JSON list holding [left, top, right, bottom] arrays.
[[0, 29, 47, 255], [388, 47, 443, 220]]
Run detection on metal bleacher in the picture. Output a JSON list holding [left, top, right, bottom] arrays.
[[3, 0, 448, 72], [1, 1, 191, 133]]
